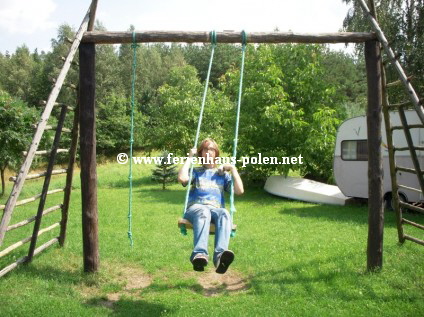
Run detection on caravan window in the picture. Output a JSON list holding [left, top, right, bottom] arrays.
[[341, 140, 368, 161]]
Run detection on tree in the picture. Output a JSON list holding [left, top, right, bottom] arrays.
[[343, 0, 424, 100], [151, 151, 177, 189], [0, 91, 37, 195], [149, 65, 232, 155], [221, 44, 343, 183]]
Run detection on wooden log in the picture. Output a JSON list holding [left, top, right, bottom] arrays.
[[23, 149, 69, 156], [0, 2, 90, 247], [27, 105, 68, 262], [394, 146, 424, 152], [0, 222, 59, 258], [398, 184, 422, 193], [82, 30, 376, 44], [7, 205, 62, 232], [402, 218, 424, 230], [9, 169, 67, 182], [0, 237, 58, 278], [60, 102, 80, 247], [381, 65, 404, 244], [88, 0, 98, 32], [391, 124, 424, 131], [386, 76, 414, 88], [0, 256, 27, 278], [400, 201, 424, 214], [39, 100, 74, 111], [358, 0, 424, 124], [403, 234, 424, 246], [365, 40, 384, 272], [32, 124, 72, 133], [0, 188, 64, 210], [396, 166, 424, 174], [79, 42, 99, 273], [398, 107, 424, 195]]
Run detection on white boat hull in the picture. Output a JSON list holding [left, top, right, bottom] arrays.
[[264, 176, 349, 206]]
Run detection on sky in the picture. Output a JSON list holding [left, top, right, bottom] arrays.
[[0, 0, 353, 54]]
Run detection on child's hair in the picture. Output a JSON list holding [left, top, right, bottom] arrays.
[[197, 138, 220, 158]]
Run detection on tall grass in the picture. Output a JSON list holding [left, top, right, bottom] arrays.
[[1, 157, 423, 316]]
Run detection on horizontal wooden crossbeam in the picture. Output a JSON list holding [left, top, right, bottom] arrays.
[[82, 30, 377, 44]]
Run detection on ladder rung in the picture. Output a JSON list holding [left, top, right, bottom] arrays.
[[394, 146, 424, 152], [0, 237, 60, 277], [391, 124, 424, 131], [32, 124, 72, 133], [0, 222, 60, 258], [398, 184, 422, 193], [39, 101, 74, 111], [387, 99, 424, 109], [0, 188, 65, 210], [395, 166, 419, 174], [403, 234, 424, 246], [402, 218, 424, 230], [6, 205, 62, 232], [9, 169, 68, 182], [399, 201, 424, 214], [386, 76, 414, 87], [23, 149, 69, 156]]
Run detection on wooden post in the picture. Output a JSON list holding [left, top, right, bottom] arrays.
[[59, 101, 80, 247], [27, 104, 68, 262], [365, 40, 384, 271], [79, 42, 99, 273]]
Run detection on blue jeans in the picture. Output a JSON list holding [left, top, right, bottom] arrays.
[[184, 204, 232, 265]]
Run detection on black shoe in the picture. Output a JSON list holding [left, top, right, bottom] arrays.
[[192, 254, 208, 272], [215, 250, 234, 274]]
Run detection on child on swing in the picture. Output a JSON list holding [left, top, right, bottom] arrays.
[[178, 138, 244, 274]]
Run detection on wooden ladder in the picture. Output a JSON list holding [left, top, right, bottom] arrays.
[[0, 2, 97, 277], [359, 0, 424, 246]]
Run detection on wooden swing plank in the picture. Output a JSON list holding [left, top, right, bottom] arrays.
[[178, 218, 237, 233]]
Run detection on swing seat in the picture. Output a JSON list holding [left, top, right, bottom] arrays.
[[178, 218, 237, 234]]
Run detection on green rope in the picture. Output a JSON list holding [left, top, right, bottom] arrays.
[[181, 31, 217, 236], [229, 31, 247, 237], [127, 31, 139, 247]]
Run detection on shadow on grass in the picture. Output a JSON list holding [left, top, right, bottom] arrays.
[[279, 203, 403, 228], [9, 263, 175, 316], [86, 297, 172, 316], [248, 255, 422, 304]]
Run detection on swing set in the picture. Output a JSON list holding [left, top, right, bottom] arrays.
[[2, 0, 405, 277]]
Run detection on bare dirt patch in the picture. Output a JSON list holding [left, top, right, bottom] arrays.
[[194, 269, 249, 297], [77, 263, 153, 309]]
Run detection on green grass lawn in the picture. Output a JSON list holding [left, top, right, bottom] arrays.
[[1, 158, 423, 316]]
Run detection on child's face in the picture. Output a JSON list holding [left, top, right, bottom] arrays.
[[201, 142, 217, 160]]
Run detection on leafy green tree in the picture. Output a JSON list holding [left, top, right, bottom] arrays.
[[1, 45, 37, 102], [150, 65, 232, 155], [343, 0, 424, 99], [96, 93, 145, 154], [221, 45, 306, 181], [0, 91, 37, 195], [183, 44, 240, 87], [221, 44, 342, 183]]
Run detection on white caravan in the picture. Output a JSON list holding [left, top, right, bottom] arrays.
[[333, 110, 424, 206]]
